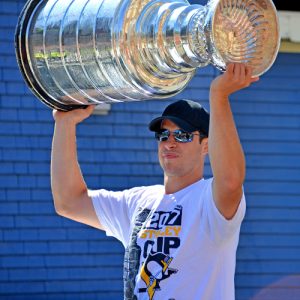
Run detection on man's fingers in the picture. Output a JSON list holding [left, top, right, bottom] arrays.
[[250, 76, 260, 83], [239, 64, 246, 82], [245, 65, 254, 78], [226, 63, 235, 74], [86, 105, 96, 115]]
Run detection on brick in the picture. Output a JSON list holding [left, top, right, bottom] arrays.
[[15, 216, 63, 228], [8, 268, 47, 281], [6, 82, 27, 95], [0, 163, 14, 174], [14, 162, 28, 174], [0, 95, 22, 108], [18, 175, 36, 188], [0, 203, 18, 214], [1, 255, 44, 268], [61, 217, 81, 228], [0, 241, 23, 254], [21, 122, 53, 136], [23, 242, 48, 254], [78, 150, 103, 162], [1, 295, 48, 300], [0, 216, 14, 228], [45, 254, 123, 268], [19, 202, 54, 215], [30, 150, 51, 162], [17, 136, 47, 149], [21, 95, 41, 109], [0, 55, 18, 69], [2, 68, 23, 82], [77, 124, 113, 137], [109, 137, 144, 150], [88, 241, 123, 254], [77, 138, 96, 149], [130, 164, 154, 175], [0, 29, 15, 43], [0, 189, 6, 201], [101, 164, 130, 175], [17, 109, 38, 121], [0, 81, 6, 94], [45, 279, 122, 293], [0, 41, 17, 55], [6, 189, 31, 201], [36, 109, 53, 122], [0, 122, 20, 135], [0, 2, 18, 14], [38, 229, 67, 241], [0, 176, 18, 188], [84, 176, 101, 188], [31, 190, 52, 201], [0, 109, 18, 121], [81, 163, 102, 175], [66, 228, 106, 240], [0, 269, 9, 281], [48, 241, 89, 254], [2, 150, 31, 161], [0, 136, 16, 148], [0, 282, 45, 294], [36, 176, 51, 188], [2, 229, 20, 241], [112, 124, 137, 137], [4, 228, 40, 242], [0, 13, 19, 25], [100, 176, 128, 190]]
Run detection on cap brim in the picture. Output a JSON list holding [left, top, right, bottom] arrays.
[[148, 116, 197, 132]]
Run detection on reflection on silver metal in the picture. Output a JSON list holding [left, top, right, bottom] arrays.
[[15, 0, 280, 111]]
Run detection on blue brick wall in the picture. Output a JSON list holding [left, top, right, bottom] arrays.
[[1, 0, 300, 299]]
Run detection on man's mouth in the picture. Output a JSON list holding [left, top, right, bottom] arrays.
[[162, 152, 179, 159]]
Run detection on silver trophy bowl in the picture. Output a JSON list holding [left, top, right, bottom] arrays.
[[15, 0, 280, 111]]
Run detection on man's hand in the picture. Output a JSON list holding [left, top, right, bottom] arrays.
[[210, 63, 259, 99], [53, 105, 95, 125]]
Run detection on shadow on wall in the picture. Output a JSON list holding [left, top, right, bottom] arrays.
[[251, 275, 300, 300]]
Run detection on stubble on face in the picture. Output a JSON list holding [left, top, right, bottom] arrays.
[[158, 120, 205, 181]]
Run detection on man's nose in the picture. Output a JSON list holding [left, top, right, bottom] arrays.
[[163, 134, 177, 149]]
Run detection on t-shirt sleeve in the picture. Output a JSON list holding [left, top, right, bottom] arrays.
[[89, 188, 132, 247], [202, 177, 246, 243]]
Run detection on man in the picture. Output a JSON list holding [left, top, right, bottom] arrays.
[[51, 63, 259, 299]]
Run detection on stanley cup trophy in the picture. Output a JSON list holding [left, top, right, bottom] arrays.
[[15, 0, 280, 111]]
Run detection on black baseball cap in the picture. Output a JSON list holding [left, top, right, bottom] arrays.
[[149, 99, 210, 136]]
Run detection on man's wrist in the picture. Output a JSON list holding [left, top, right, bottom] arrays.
[[210, 89, 230, 103], [54, 115, 78, 128]]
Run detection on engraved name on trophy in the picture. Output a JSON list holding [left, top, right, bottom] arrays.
[[15, 0, 280, 111]]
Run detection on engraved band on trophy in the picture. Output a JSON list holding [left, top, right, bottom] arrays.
[[15, 0, 280, 111]]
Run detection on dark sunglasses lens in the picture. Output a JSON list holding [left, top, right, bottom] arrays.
[[174, 130, 193, 142], [155, 130, 170, 142]]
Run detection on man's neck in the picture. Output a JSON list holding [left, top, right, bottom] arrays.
[[164, 173, 203, 195]]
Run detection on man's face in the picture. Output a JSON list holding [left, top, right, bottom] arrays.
[[157, 119, 207, 180]]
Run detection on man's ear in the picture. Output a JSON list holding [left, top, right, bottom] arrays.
[[201, 138, 209, 156]]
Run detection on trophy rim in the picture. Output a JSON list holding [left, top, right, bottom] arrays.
[[210, 0, 281, 77], [15, 0, 88, 111]]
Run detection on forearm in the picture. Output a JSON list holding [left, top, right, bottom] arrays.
[[51, 119, 87, 213], [209, 91, 245, 189]]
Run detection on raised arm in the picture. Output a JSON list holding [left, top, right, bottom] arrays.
[[209, 63, 259, 220], [51, 106, 103, 229]]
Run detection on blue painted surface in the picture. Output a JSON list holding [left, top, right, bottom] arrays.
[[1, 0, 300, 299]]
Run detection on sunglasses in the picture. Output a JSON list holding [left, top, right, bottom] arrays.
[[155, 129, 204, 143]]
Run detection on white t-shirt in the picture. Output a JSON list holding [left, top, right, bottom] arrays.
[[90, 178, 246, 300]]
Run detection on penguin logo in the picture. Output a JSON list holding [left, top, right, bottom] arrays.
[[139, 252, 178, 299]]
